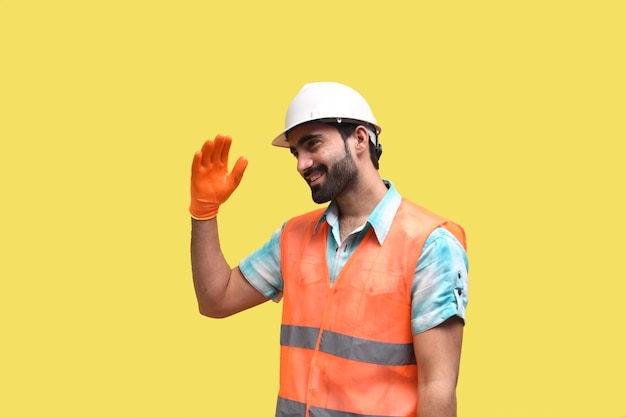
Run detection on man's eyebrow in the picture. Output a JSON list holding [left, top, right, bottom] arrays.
[[297, 133, 323, 147], [289, 133, 324, 154]]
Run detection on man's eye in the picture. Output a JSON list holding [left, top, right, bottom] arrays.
[[307, 140, 319, 149]]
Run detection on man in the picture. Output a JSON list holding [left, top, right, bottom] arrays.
[[190, 82, 469, 417]]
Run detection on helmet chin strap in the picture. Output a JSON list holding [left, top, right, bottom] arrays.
[[366, 127, 382, 160], [375, 143, 383, 160]]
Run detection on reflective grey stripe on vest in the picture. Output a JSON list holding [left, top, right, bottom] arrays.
[[320, 330, 415, 366], [276, 396, 306, 417], [280, 325, 320, 349], [280, 325, 415, 366], [276, 397, 402, 417], [311, 406, 403, 417]]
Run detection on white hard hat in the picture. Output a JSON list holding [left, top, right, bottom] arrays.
[[272, 82, 382, 148]]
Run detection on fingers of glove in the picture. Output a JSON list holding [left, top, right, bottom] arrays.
[[191, 150, 203, 175], [231, 156, 248, 186], [220, 135, 233, 166], [199, 139, 215, 168], [211, 134, 229, 166]]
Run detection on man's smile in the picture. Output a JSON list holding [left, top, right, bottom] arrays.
[[304, 168, 326, 186], [307, 172, 323, 185]]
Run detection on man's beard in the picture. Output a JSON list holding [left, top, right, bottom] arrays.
[[308, 149, 358, 204]]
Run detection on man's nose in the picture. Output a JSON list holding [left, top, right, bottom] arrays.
[[297, 153, 314, 176]]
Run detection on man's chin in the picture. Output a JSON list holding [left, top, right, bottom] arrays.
[[311, 187, 331, 204]]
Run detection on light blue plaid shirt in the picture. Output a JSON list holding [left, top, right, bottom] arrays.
[[239, 180, 468, 334]]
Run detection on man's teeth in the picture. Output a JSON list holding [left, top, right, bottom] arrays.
[[309, 173, 322, 182]]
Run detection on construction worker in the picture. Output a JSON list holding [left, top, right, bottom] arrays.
[[190, 82, 469, 417]]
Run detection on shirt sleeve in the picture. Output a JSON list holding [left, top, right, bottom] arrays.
[[239, 225, 285, 302], [411, 227, 469, 335]]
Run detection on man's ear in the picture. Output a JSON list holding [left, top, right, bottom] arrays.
[[352, 125, 370, 154]]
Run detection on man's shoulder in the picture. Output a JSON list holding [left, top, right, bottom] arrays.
[[396, 200, 467, 250], [284, 207, 327, 231], [397, 198, 446, 221]]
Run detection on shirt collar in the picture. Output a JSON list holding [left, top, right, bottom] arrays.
[[314, 179, 402, 245]]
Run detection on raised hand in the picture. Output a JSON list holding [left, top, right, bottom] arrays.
[[190, 134, 248, 220]]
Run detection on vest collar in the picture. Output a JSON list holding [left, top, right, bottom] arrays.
[[313, 180, 402, 245]]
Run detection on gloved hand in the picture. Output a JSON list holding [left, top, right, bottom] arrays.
[[190, 134, 248, 220]]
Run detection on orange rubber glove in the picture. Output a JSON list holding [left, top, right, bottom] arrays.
[[190, 134, 248, 220]]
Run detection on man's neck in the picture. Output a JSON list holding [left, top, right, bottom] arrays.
[[335, 175, 388, 222]]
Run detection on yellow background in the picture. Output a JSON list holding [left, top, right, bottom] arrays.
[[1, 1, 624, 416]]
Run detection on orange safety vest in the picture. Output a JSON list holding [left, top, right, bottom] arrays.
[[276, 199, 466, 417]]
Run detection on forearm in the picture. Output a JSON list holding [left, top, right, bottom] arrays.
[[417, 382, 457, 417], [190, 218, 233, 316], [413, 317, 464, 417]]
